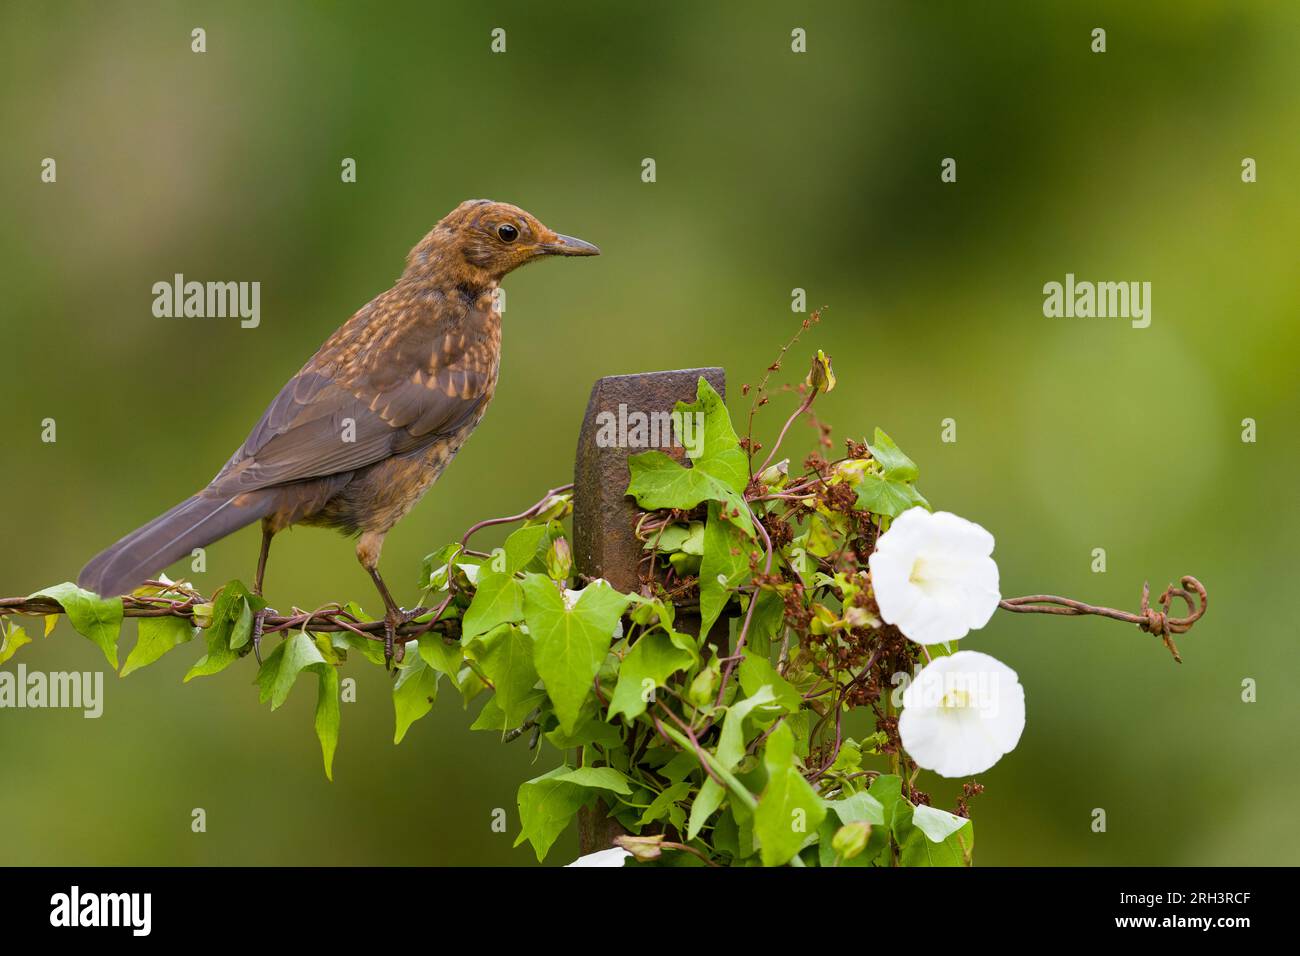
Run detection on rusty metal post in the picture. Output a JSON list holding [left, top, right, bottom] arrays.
[[571, 367, 725, 855]]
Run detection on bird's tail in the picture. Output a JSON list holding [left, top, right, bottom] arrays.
[[77, 491, 274, 598]]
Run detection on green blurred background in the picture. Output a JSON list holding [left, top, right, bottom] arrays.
[[2, 0, 1296, 866]]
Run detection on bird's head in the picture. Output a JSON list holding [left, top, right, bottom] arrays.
[[408, 199, 599, 286]]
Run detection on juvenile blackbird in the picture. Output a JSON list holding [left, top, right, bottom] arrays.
[[78, 200, 598, 659]]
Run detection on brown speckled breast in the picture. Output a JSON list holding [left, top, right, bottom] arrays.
[[299, 290, 501, 537]]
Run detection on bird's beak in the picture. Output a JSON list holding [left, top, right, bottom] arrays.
[[541, 233, 600, 257]]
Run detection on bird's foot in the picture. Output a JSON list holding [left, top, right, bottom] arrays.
[[251, 607, 277, 665], [382, 607, 422, 671]]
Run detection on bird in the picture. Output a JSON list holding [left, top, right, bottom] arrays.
[[78, 199, 599, 663]]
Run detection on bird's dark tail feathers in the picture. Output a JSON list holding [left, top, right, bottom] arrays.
[[77, 491, 274, 598]]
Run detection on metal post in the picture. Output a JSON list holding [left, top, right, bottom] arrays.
[[571, 367, 725, 854]]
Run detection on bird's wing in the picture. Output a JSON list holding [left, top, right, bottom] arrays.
[[207, 354, 491, 495]]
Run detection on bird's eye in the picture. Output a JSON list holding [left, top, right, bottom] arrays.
[[497, 223, 519, 243]]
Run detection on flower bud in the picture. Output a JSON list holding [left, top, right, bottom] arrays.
[[534, 494, 573, 522], [832, 458, 870, 485], [805, 349, 836, 392], [843, 605, 878, 630], [614, 833, 664, 862], [545, 536, 572, 582], [809, 603, 839, 635], [191, 603, 214, 628], [688, 658, 720, 709], [759, 458, 790, 489], [832, 821, 871, 860]]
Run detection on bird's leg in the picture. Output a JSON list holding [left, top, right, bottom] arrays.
[[254, 521, 273, 597], [368, 567, 403, 670], [357, 531, 412, 671], [251, 521, 276, 664]]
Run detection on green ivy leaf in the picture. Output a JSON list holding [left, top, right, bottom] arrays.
[[468, 623, 538, 727], [502, 524, 549, 573], [669, 551, 702, 577], [607, 630, 694, 723], [687, 778, 727, 841], [522, 575, 629, 734], [515, 767, 589, 862], [828, 738, 864, 775], [867, 428, 919, 480], [711, 803, 743, 859], [626, 379, 753, 535], [785, 709, 812, 759], [419, 543, 467, 590], [738, 652, 801, 714], [679, 521, 706, 556], [909, 803, 971, 842], [867, 774, 910, 834], [30, 582, 124, 670], [419, 635, 464, 689], [458, 666, 487, 708], [805, 511, 842, 558], [227, 597, 254, 650], [626, 453, 752, 534], [897, 805, 974, 867], [717, 685, 778, 770], [0, 621, 32, 665], [314, 660, 340, 781], [680, 377, 749, 489], [657, 750, 699, 783], [544, 714, 623, 749], [753, 721, 826, 866], [184, 581, 265, 682], [830, 790, 885, 827], [121, 615, 197, 677], [855, 475, 930, 518], [392, 652, 441, 744], [745, 589, 785, 658], [461, 570, 524, 641], [855, 429, 930, 518], [337, 632, 385, 668], [644, 522, 695, 554], [253, 632, 340, 779], [554, 766, 633, 795], [256, 630, 326, 709], [683, 681, 774, 840], [469, 693, 509, 732], [639, 781, 692, 829], [698, 502, 753, 637]]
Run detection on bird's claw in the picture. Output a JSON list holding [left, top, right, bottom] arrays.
[[252, 607, 276, 665], [383, 618, 397, 672], [382, 607, 420, 671]]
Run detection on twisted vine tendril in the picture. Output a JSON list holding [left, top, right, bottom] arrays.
[[998, 576, 1208, 662]]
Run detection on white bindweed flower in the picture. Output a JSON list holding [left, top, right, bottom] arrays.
[[565, 847, 631, 867], [899, 650, 1025, 778], [868, 508, 1000, 645]]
